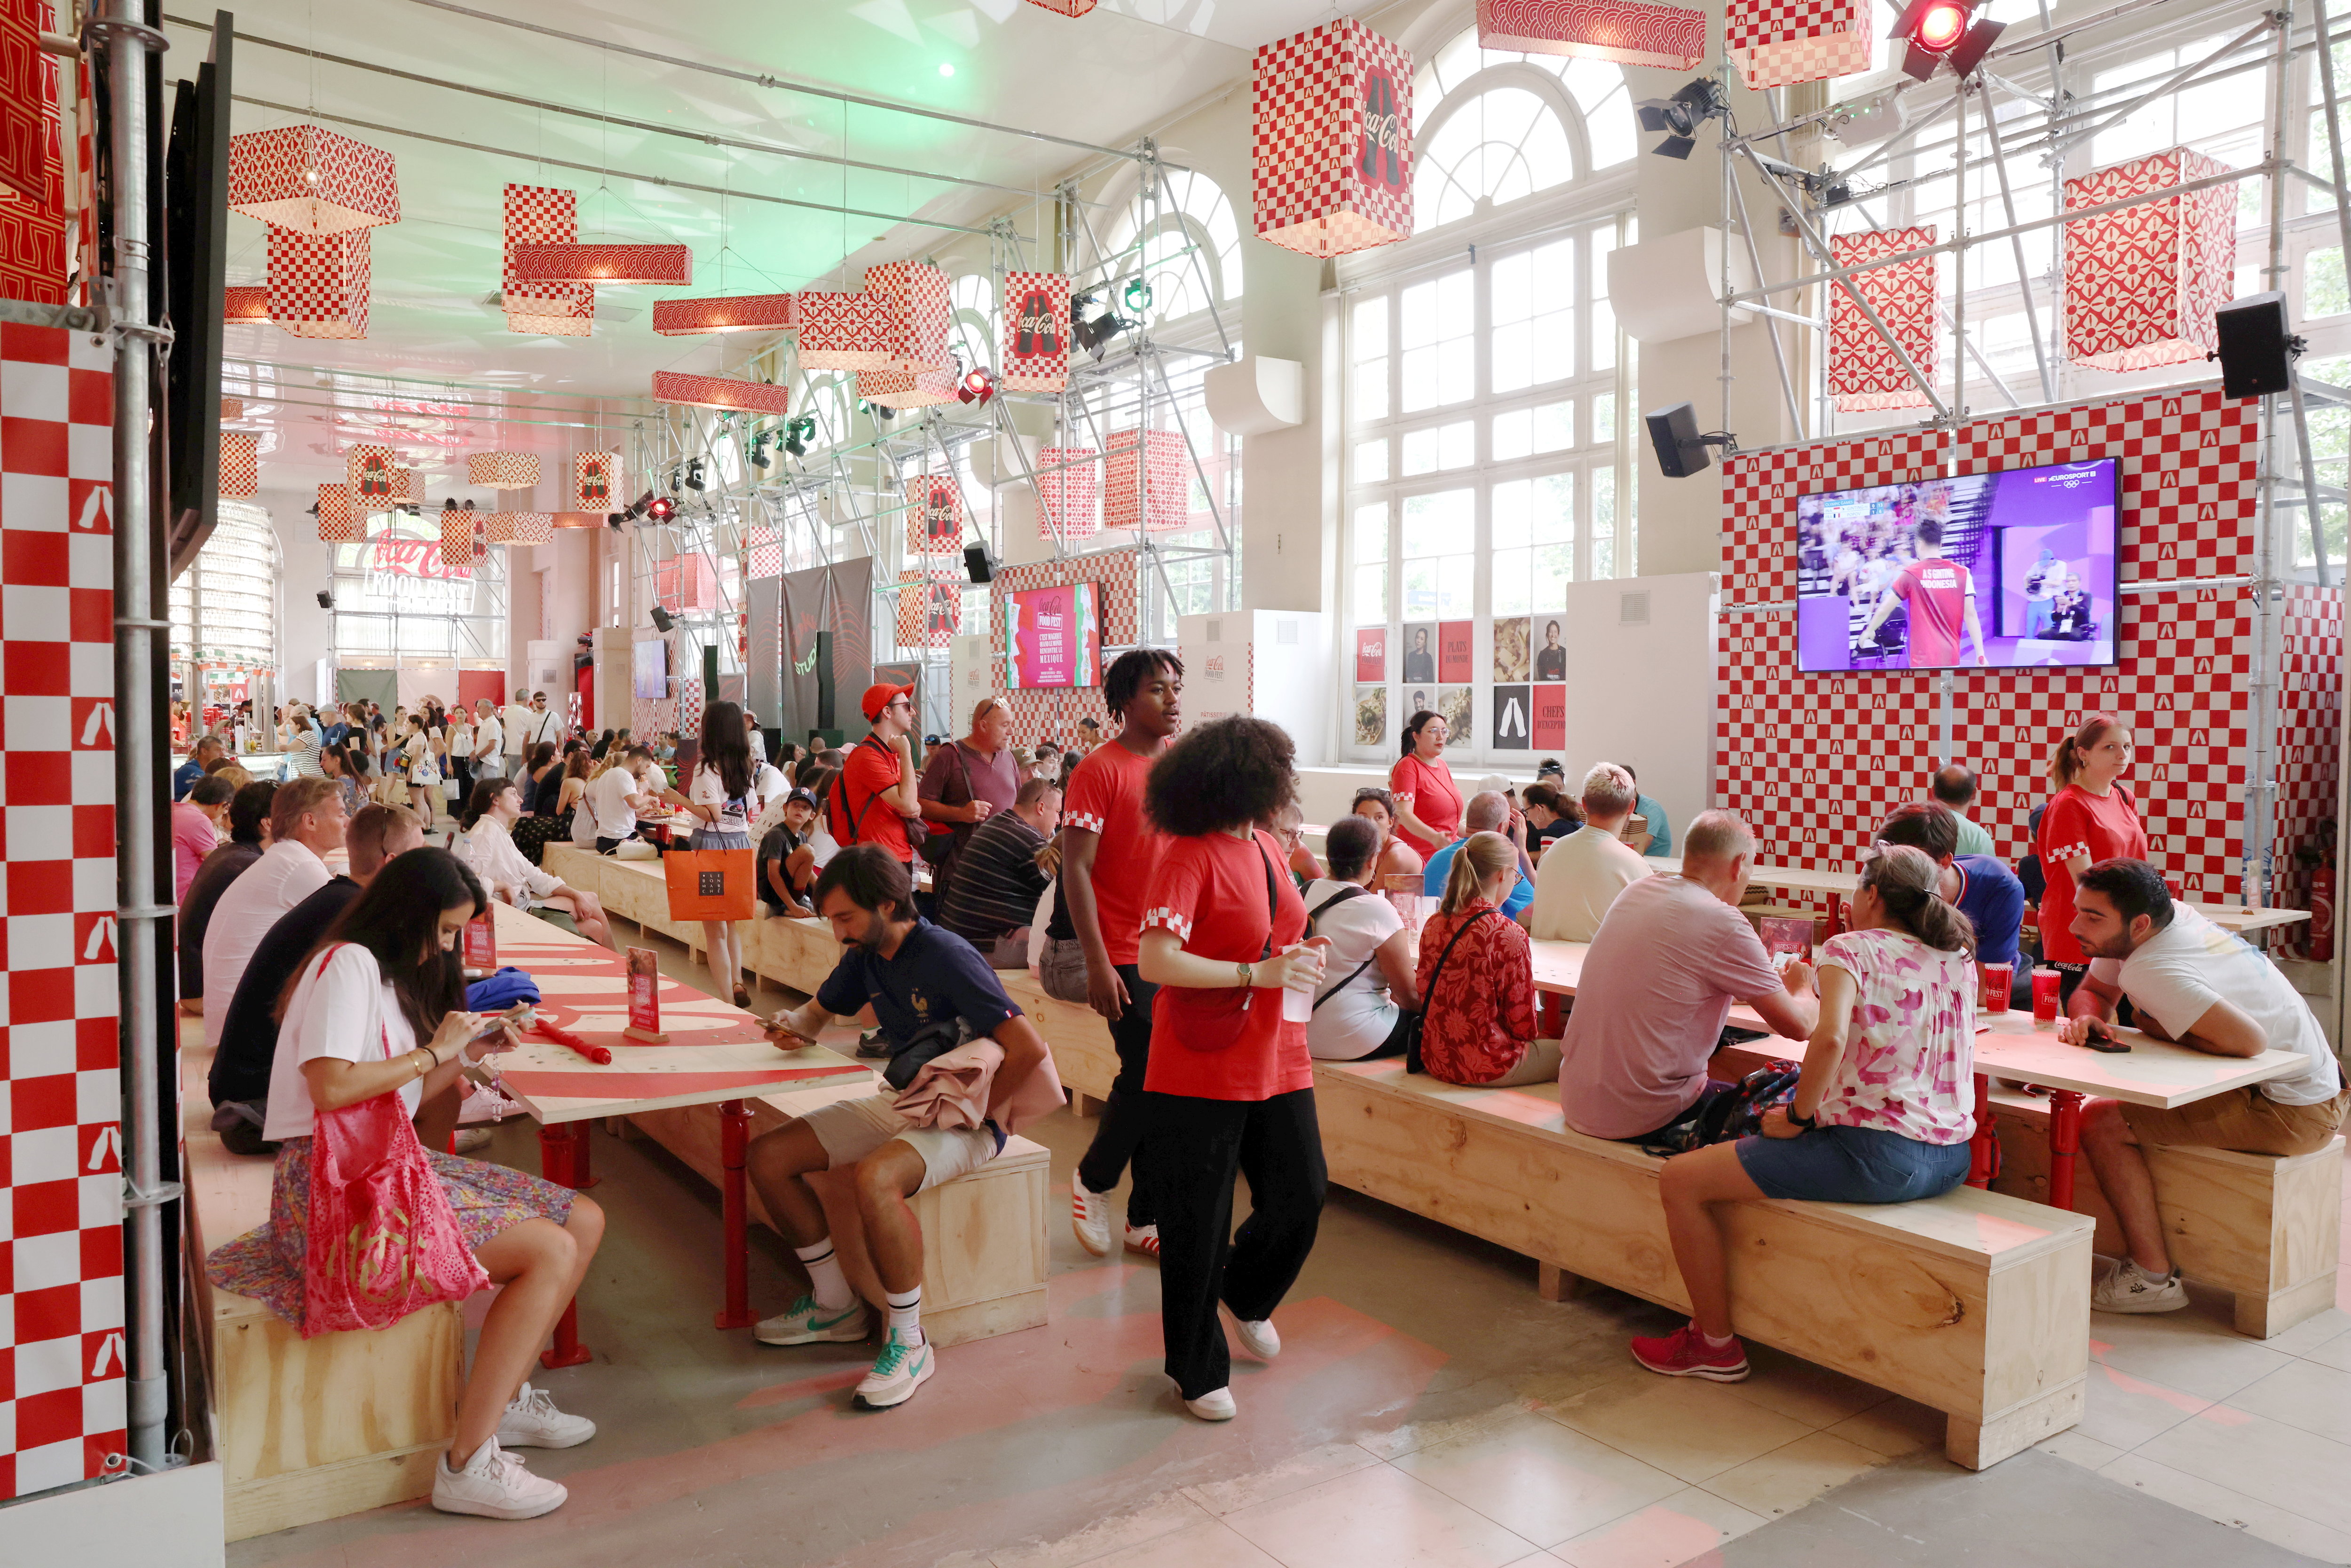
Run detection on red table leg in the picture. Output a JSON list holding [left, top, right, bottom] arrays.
[[1966, 1073, 1997, 1189], [2047, 1088, 2085, 1211], [537, 1121, 594, 1369], [714, 1099, 758, 1330]]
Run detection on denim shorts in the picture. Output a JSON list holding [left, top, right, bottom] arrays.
[[1734, 1123, 1971, 1204]]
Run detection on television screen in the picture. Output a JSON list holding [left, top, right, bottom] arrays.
[[632, 637, 668, 700], [1794, 458, 2118, 672], [1005, 582, 1102, 690]]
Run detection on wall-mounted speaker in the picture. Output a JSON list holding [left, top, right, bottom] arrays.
[[1645, 402, 1712, 480], [2214, 292, 2295, 400], [963, 543, 996, 584]]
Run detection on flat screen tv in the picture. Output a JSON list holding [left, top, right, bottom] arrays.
[[632, 637, 668, 700], [1004, 582, 1102, 690], [1794, 458, 2119, 672]]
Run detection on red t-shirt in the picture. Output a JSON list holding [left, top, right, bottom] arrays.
[[1143, 829, 1313, 1101], [2035, 782, 2147, 964], [1389, 753, 1462, 859], [1891, 556, 1973, 667], [829, 735, 913, 862], [1060, 740, 1165, 966]]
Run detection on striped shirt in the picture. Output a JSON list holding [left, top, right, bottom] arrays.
[[939, 811, 1050, 946]]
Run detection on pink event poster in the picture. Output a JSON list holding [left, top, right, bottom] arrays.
[[1354, 626, 1386, 682], [1007, 581, 1102, 689]]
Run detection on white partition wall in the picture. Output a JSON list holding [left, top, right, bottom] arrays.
[[1178, 609, 1332, 766]]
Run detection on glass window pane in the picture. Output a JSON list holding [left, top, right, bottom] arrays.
[[1400, 489, 1470, 558], [1592, 293, 1616, 372], [1440, 419, 1474, 470], [1354, 562, 1388, 624], [1532, 471, 1576, 544], [1439, 338, 1475, 404], [1534, 398, 1574, 454], [1354, 358, 1389, 422], [1592, 465, 1618, 578], [1402, 558, 1439, 621], [1438, 554, 1474, 618], [1353, 295, 1389, 362], [1494, 478, 1530, 549], [1353, 501, 1388, 562], [1494, 547, 1532, 615], [1494, 407, 1531, 462], [1592, 392, 1614, 444], [1402, 426, 1436, 475], [1354, 438, 1389, 484]]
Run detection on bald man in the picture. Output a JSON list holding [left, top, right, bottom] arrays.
[[1421, 790, 1536, 920]]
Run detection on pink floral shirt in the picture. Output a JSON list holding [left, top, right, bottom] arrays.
[[1814, 929, 1976, 1146]]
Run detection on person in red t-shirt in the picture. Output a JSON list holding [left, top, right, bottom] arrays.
[[1136, 717, 1330, 1422], [1058, 650, 1183, 1262], [2034, 713, 2145, 989], [1862, 520, 1987, 668], [826, 684, 924, 866], [1389, 709, 1463, 859]]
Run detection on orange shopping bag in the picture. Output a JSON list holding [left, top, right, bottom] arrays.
[[664, 846, 756, 922]]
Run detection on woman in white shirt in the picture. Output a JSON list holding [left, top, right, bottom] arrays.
[[653, 700, 762, 1008], [455, 777, 614, 947], [1302, 817, 1422, 1060], [209, 848, 605, 1520], [402, 714, 440, 824]]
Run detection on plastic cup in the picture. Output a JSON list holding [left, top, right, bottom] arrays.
[[1279, 944, 1318, 1024], [2031, 967, 2062, 1023], [1982, 961, 2012, 1013], [2164, 876, 2184, 901]]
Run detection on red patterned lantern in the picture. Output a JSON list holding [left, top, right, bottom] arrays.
[[655, 553, 719, 614], [439, 505, 479, 570], [2063, 146, 2235, 374], [1475, 0, 1706, 68], [1104, 428, 1190, 533], [747, 522, 781, 578], [1252, 18, 1414, 259], [468, 450, 539, 489], [858, 364, 958, 410], [483, 511, 553, 545], [316, 482, 360, 543], [219, 432, 258, 498], [866, 260, 952, 371], [795, 289, 896, 371], [1000, 272, 1072, 391], [906, 474, 963, 556], [228, 124, 399, 234], [1726, 0, 1871, 89], [503, 182, 592, 337], [575, 450, 622, 512], [219, 396, 245, 422], [1022, 0, 1097, 13], [1827, 227, 1937, 412], [1036, 447, 1102, 543], [223, 286, 270, 321], [896, 573, 961, 650], [551, 511, 606, 528], [651, 371, 791, 417], [268, 225, 369, 339], [347, 442, 400, 506], [652, 293, 797, 336], [508, 242, 693, 285], [389, 466, 416, 503]]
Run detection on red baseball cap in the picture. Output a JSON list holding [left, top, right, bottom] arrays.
[[861, 682, 914, 722]]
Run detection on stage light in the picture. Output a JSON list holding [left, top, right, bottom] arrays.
[[782, 416, 815, 458], [684, 458, 707, 491], [1121, 277, 1154, 314], [646, 495, 676, 521], [1891, 0, 2004, 79], [748, 434, 771, 470], [1634, 78, 1725, 160], [958, 367, 997, 406]]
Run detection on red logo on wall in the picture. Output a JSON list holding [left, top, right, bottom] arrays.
[[1360, 68, 1406, 191], [1014, 290, 1062, 356], [1354, 627, 1386, 683]]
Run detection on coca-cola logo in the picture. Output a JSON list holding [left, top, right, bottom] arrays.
[[368, 536, 471, 582], [1015, 291, 1061, 357], [1359, 68, 1406, 191], [354, 452, 394, 501], [579, 459, 611, 507]]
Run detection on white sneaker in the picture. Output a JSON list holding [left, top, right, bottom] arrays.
[[2091, 1259, 2189, 1314], [853, 1329, 934, 1410], [1231, 1315, 1280, 1361], [755, 1292, 872, 1346], [431, 1436, 568, 1520], [496, 1382, 596, 1449], [1072, 1183, 1112, 1257], [454, 1126, 495, 1155], [1184, 1386, 1237, 1421], [1124, 1223, 1161, 1260]]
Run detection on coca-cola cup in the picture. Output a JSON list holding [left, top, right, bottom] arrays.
[[2031, 967, 2063, 1023], [1982, 961, 2012, 1014], [2164, 876, 2184, 901]]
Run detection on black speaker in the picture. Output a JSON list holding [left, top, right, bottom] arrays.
[[963, 542, 995, 584], [2214, 292, 2295, 400], [650, 606, 674, 633], [1645, 402, 1711, 480]]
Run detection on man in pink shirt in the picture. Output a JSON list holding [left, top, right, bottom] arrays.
[[171, 774, 234, 904], [1557, 811, 1819, 1142]]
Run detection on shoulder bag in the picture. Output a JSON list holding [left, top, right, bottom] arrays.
[[1403, 908, 1491, 1074]]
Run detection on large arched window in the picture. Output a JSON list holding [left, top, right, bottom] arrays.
[[1412, 30, 1635, 227], [171, 500, 279, 670]]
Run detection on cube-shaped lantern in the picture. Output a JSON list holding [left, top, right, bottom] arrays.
[[1827, 227, 1938, 412], [1104, 428, 1191, 533], [389, 466, 416, 503], [507, 243, 693, 285], [316, 482, 360, 543], [222, 286, 270, 321], [906, 474, 963, 556], [483, 511, 553, 546], [652, 293, 797, 336], [897, 575, 962, 650], [1726, 0, 1871, 89], [439, 506, 479, 571], [575, 450, 623, 513], [503, 183, 592, 337], [468, 450, 540, 489], [219, 432, 258, 499], [747, 522, 782, 578], [1252, 18, 1414, 259], [268, 225, 370, 339], [228, 124, 399, 234], [865, 260, 952, 372], [2063, 146, 2235, 374], [655, 553, 719, 614], [650, 371, 791, 417], [1476, 0, 1706, 68], [1000, 272, 1072, 391], [1023, 0, 1097, 13], [220, 396, 245, 422], [858, 364, 957, 410], [347, 442, 400, 506], [1037, 447, 1102, 543], [795, 289, 897, 371]]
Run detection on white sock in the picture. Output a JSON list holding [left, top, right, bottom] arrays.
[[796, 1240, 853, 1311], [884, 1285, 923, 1345], [1701, 1329, 1737, 1349]]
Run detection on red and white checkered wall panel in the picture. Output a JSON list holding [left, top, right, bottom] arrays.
[[985, 551, 1143, 741], [2275, 585, 2343, 952]]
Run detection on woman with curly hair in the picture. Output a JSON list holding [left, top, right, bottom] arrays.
[[1135, 715, 1329, 1423]]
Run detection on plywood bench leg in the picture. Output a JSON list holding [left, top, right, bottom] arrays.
[[2235, 1276, 2340, 1339], [1537, 1262, 1586, 1302], [1068, 1090, 1098, 1118], [1943, 1379, 2083, 1471]]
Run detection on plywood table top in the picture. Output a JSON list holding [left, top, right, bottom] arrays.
[[1528, 939, 1770, 1029]]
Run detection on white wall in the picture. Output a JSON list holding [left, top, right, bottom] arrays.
[[255, 485, 334, 686]]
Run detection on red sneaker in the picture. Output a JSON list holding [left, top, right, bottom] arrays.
[[1630, 1324, 1749, 1381]]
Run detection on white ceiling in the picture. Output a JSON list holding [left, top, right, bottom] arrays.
[[171, 0, 1387, 491]]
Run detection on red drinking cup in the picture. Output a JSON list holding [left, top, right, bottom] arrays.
[[2031, 967, 2062, 1023], [1981, 961, 2012, 1014]]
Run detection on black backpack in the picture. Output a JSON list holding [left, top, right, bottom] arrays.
[[1640, 1058, 1802, 1157]]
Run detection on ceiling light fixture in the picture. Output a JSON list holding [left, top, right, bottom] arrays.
[[782, 416, 816, 458], [1890, 0, 2004, 79], [646, 495, 676, 522], [684, 458, 707, 491], [1634, 78, 1727, 159]]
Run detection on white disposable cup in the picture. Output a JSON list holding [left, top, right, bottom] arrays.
[[1279, 943, 1319, 1023]]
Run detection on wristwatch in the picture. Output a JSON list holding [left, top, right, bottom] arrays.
[[1787, 1108, 1817, 1129], [1235, 960, 1254, 989]]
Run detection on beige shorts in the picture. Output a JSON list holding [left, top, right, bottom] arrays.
[[2120, 1083, 2350, 1158], [800, 1092, 1001, 1191]]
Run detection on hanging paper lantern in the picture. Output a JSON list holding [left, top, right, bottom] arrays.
[[794, 290, 896, 371], [1023, 0, 1097, 13], [1475, 0, 1706, 68], [268, 225, 370, 339], [481, 511, 519, 544], [502, 183, 593, 337], [1036, 447, 1102, 543], [897, 574, 961, 650], [219, 396, 245, 422], [655, 553, 719, 613], [1726, 0, 1870, 89], [483, 511, 554, 545], [1252, 18, 1414, 259], [650, 370, 792, 416], [1827, 227, 1938, 412], [906, 474, 963, 557], [316, 483, 360, 543], [439, 506, 479, 570], [223, 286, 271, 322], [858, 364, 958, 410], [2063, 146, 2235, 374], [652, 292, 797, 336], [1000, 271, 1072, 391], [1104, 428, 1191, 533], [550, 511, 608, 528], [468, 450, 539, 489], [575, 450, 623, 512], [388, 466, 416, 503], [507, 242, 693, 285], [347, 442, 400, 506], [747, 522, 782, 578], [866, 260, 952, 372], [218, 432, 258, 499], [227, 124, 399, 235]]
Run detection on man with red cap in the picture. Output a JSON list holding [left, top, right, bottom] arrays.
[[827, 682, 924, 869]]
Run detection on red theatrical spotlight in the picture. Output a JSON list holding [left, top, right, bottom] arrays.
[[1890, 0, 2003, 79]]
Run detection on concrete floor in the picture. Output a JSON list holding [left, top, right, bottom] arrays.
[[221, 918, 2351, 1568]]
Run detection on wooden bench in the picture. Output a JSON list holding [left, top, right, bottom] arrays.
[[544, 843, 706, 958]]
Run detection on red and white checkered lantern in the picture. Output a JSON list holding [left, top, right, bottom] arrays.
[[896, 573, 962, 649], [468, 450, 539, 489], [652, 293, 797, 336], [2063, 146, 2236, 374], [1252, 18, 1414, 259], [1023, 0, 1097, 13], [906, 474, 963, 556], [747, 521, 781, 578], [551, 511, 606, 528], [1726, 0, 1871, 88], [858, 364, 958, 410], [268, 225, 369, 339], [483, 511, 554, 545], [575, 449, 622, 512], [1036, 447, 1102, 542], [1828, 226, 1937, 412], [650, 371, 791, 416], [316, 482, 360, 543], [1104, 428, 1190, 532], [439, 506, 479, 570], [794, 289, 896, 371], [508, 243, 693, 285], [228, 124, 399, 234], [219, 395, 244, 421], [866, 260, 952, 371], [389, 466, 416, 503], [1000, 271, 1072, 391], [503, 183, 592, 337], [223, 286, 270, 321], [1476, 0, 1706, 68], [346, 442, 400, 506], [219, 431, 257, 498]]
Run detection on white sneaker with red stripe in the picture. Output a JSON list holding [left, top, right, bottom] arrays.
[[1072, 1183, 1112, 1257], [1124, 1223, 1161, 1260]]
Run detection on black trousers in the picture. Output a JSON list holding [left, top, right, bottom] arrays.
[[449, 756, 473, 807], [1075, 965, 1160, 1227], [1141, 1086, 1327, 1400]]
